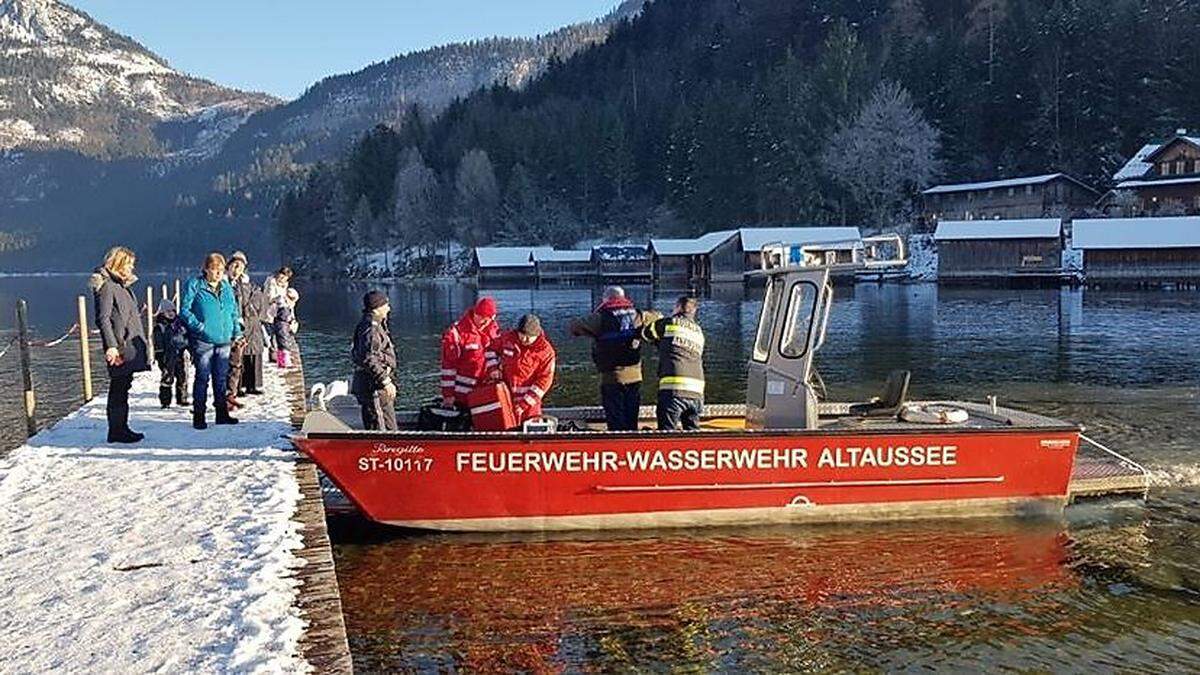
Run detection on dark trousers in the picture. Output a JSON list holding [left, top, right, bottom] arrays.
[[357, 389, 398, 431], [229, 346, 263, 396], [107, 372, 133, 434], [192, 340, 231, 414], [158, 357, 189, 407], [601, 382, 641, 431], [656, 390, 703, 431]]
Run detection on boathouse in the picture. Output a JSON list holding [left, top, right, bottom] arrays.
[[737, 226, 861, 274], [1110, 132, 1200, 216], [592, 245, 651, 283], [649, 230, 737, 285], [934, 219, 1063, 281], [532, 249, 594, 284], [921, 174, 1098, 225], [1072, 216, 1200, 285], [472, 246, 553, 284]]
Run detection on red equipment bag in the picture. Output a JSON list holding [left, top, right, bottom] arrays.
[[467, 382, 518, 431]]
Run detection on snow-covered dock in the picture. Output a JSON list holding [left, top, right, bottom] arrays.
[[0, 358, 351, 672]]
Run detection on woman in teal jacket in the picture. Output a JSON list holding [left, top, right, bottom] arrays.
[[179, 252, 243, 429]]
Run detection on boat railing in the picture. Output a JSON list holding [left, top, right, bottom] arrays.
[[759, 233, 908, 273]]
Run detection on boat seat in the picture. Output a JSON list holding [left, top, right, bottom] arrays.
[[848, 370, 910, 418]]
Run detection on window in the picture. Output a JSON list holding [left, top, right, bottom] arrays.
[[753, 278, 783, 363], [1176, 160, 1186, 174], [779, 281, 819, 359], [1163, 163, 1173, 176], [1025, 184, 1033, 195], [1194, 160, 1200, 173], [1008, 187, 1015, 196]]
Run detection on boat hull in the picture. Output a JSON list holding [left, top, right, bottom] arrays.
[[297, 424, 1080, 532]]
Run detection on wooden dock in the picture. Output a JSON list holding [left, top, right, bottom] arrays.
[[283, 353, 354, 673]]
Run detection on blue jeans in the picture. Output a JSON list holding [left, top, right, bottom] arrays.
[[192, 340, 231, 413], [601, 382, 641, 431], [656, 390, 703, 431]]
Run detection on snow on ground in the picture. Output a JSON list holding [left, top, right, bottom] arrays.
[[0, 365, 308, 673]]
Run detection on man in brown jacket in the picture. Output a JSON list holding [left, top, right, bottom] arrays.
[[569, 286, 660, 431]]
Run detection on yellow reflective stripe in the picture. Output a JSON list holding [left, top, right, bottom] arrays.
[[647, 321, 660, 339], [660, 376, 705, 393], [663, 324, 704, 342]]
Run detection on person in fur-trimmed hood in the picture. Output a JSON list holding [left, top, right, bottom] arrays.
[[90, 246, 150, 443]]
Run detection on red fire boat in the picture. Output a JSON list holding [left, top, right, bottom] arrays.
[[294, 236, 1147, 531]]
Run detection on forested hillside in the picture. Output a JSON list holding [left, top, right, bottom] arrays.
[[278, 0, 1200, 272]]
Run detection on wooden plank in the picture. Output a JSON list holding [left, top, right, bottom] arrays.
[[283, 352, 355, 673]]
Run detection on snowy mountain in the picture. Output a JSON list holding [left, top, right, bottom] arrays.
[[0, 0, 276, 157]]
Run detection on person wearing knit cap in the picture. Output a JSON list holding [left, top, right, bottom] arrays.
[[485, 313, 556, 424], [226, 250, 267, 404], [439, 295, 501, 409], [351, 290, 397, 430], [152, 296, 190, 409]]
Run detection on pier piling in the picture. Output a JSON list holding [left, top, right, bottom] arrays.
[[77, 295, 93, 403], [16, 299, 35, 437]]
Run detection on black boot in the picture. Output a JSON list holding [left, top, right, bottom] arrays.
[[107, 429, 144, 444], [215, 405, 239, 425], [193, 409, 208, 430]]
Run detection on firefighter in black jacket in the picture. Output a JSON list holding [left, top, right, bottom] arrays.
[[640, 296, 705, 430], [351, 290, 398, 431]]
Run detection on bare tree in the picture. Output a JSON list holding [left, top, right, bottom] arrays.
[[821, 81, 941, 231]]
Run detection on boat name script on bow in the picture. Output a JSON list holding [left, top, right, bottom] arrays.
[[440, 444, 958, 475]]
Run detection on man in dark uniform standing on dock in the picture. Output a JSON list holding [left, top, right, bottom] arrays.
[[351, 290, 398, 431], [640, 296, 705, 430]]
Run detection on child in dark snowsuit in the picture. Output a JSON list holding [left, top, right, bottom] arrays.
[[273, 288, 300, 368], [152, 299, 190, 408]]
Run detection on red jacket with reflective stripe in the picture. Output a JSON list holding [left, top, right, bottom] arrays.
[[486, 330, 556, 419], [440, 311, 500, 405]]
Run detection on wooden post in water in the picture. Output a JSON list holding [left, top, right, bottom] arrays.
[[16, 300, 36, 437], [77, 295, 93, 403], [161, 283, 168, 307], [145, 285, 154, 357], [175, 278, 182, 311]]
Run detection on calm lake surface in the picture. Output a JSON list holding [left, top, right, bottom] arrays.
[[2, 277, 1198, 670]]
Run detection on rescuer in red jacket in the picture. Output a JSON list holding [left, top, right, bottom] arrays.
[[440, 297, 501, 408], [486, 314, 556, 423]]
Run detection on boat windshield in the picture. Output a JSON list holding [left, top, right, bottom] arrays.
[[753, 277, 784, 362], [779, 280, 819, 359]]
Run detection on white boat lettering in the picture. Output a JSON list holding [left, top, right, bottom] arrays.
[[817, 445, 957, 468], [454, 447, 810, 474], [359, 456, 435, 472], [370, 443, 427, 456]]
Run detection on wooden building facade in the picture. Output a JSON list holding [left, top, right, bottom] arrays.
[[472, 246, 553, 284], [1112, 134, 1200, 215], [934, 219, 1063, 281], [649, 231, 736, 286], [922, 174, 1098, 225], [1073, 216, 1200, 284], [532, 250, 594, 284], [592, 245, 651, 283]]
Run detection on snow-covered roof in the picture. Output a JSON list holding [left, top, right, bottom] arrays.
[[1141, 136, 1200, 164], [922, 173, 1095, 196], [650, 230, 737, 256], [1116, 176, 1200, 189], [1072, 217, 1200, 249], [531, 249, 592, 263], [737, 226, 862, 252], [1113, 143, 1159, 182], [473, 246, 554, 268], [934, 219, 1061, 241], [592, 245, 649, 261]]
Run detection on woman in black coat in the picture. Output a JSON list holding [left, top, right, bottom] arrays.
[[89, 246, 150, 443]]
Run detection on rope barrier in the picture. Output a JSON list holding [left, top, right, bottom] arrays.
[[29, 323, 79, 348], [0, 335, 17, 360]]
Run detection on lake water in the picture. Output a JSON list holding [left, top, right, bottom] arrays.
[[2, 277, 1198, 670]]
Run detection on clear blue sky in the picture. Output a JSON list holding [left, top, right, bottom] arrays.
[[70, 1, 621, 100]]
